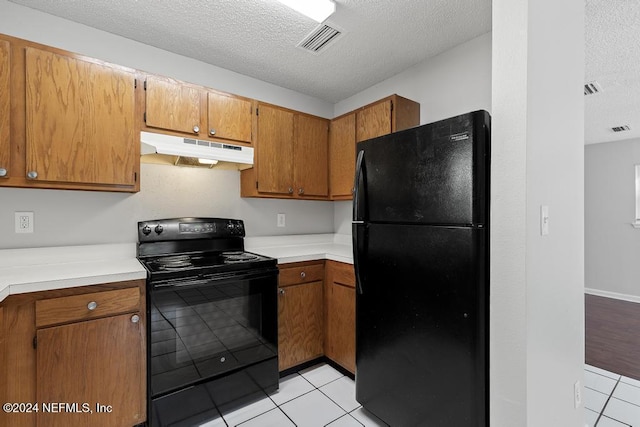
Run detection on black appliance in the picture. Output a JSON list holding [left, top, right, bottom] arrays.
[[137, 217, 278, 427], [353, 111, 490, 426]]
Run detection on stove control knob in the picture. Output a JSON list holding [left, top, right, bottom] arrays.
[[155, 225, 164, 234], [142, 225, 152, 235], [226, 222, 235, 234]]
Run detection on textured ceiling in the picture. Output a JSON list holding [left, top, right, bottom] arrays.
[[585, 0, 640, 144], [7, 0, 492, 104], [7, 0, 636, 145]]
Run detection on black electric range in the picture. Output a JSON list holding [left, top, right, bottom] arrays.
[[137, 217, 279, 427]]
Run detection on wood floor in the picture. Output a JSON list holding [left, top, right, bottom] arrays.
[[585, 294, 640, 381]]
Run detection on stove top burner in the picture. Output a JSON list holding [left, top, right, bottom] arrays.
[[153, 255, 195, 270], [222, 252, 260, 263]]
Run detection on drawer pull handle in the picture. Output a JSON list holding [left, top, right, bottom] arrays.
[[131, 314, 140, 323], [279, 288, 285, 295], [87, 301, 98, 311], [300, 272, 306, 279]]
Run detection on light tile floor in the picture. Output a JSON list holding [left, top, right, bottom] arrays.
[[207, 363, 640, 426], [585, 364, 640, 427], [211, 363, 388, 427]]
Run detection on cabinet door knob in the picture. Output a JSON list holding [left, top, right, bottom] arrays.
[[300, 271, 306, 279], [288, 187, 294, 194], [131, 314, 140, 323], [27, 171, 38, 180], [0, 168, 6, 177], [87, 301, 98, 311], [209, 128, 216, 136], [279, 288, 285, 295], [298, 188, 304, 195], [193, 125, 200, 134]]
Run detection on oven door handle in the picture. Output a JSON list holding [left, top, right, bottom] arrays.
[[154, 278, 211, 289]]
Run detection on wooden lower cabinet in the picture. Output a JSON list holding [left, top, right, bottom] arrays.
[[324, 261, 356, 373], [0, 280, 146, 427], [278, 261, 324, 371], [36, 313, 145, 427]]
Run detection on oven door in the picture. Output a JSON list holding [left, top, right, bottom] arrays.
[[148, 267, 278, 426]]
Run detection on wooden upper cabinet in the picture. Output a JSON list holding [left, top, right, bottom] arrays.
[[329, 113, 356, 199], [0, 40, 10, 180], [36, 313, 145, 427], [327, 95, 419, 200], [294, 114, 328, 197], [256, 103, 295, 195], [357, 99, 392, 142], [25, 47, 136, 186], [144, 75, 202, 135], [355, 94, 420, 143], [207, 91, 252, 143]]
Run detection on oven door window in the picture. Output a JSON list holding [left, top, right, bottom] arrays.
[[149, 271, 277, 397]]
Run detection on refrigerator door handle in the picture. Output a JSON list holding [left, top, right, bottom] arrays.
[[352, 223, 366, 295], [353, 149, 365, 222]]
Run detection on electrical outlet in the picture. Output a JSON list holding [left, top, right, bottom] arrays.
[[15, 211, 34, 234], [277, 213, 286, 228], [574, 380, 582, 409]]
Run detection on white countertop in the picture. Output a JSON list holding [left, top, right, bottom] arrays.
[[0, 244, 147, 303], [246, 234, 353, 265], [0, 234, 353, 303]]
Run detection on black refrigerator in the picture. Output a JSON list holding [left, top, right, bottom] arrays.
[[352, 110, 490, 427]]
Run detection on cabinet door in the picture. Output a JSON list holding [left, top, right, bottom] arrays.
[[356, 99, 392, 142], [0, 40, 9, 179], [326, 280, 356, 373], [329, 113, 356, 199], [256, 104, 294, 195], [25, 48, 136, 186], [294, 114, 328, 197], [278, 281, 323, 371], [36, 313, 145, 427], [207, 91, 252, 143], [145, 75, 201, 135]]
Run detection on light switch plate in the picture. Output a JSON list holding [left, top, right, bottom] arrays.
[[540, 205, 549, 236]]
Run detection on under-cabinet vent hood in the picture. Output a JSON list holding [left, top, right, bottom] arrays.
[[140, 131, 253, 169]]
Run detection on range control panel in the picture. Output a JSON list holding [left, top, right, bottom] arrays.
[[138, 218, 245, 242]]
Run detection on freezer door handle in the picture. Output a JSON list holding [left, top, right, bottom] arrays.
[[353, 149, 365, 221]]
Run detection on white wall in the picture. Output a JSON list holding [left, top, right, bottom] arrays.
[[0, 1, 335, 249], [492, 0, 585, 426], [334, 32, 492, 122], [585, 138, 640, 299]]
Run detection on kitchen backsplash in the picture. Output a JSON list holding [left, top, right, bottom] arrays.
[[0, 163, 335, 249]]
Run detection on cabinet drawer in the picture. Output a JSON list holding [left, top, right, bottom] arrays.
[[36, 287, 140, 328], [279, 263, 324, 286], [332, 263, 355, 288]]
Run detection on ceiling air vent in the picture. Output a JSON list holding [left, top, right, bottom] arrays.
[[612, 125, 631, 133], [584, 81, 602, 95], [298, 24, 342, 54]]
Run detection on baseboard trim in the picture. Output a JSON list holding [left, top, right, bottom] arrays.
[[585, 288, 640, 304]]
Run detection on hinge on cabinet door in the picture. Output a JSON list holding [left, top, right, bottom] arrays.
[[390, 100, 394, 112], [134, 172, 137, 182], [134, 79, 137, 89], [144, 80, 147, 90], [256, 108, 259, 116], [32, 335, 37, 349], [255, 181, 259, 189], [143, 112, 146, 123]]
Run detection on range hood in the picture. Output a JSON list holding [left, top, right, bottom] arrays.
[[140, 131, 254, 169]]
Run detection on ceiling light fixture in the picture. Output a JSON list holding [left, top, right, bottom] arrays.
[[276, 0, 336, 23]]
